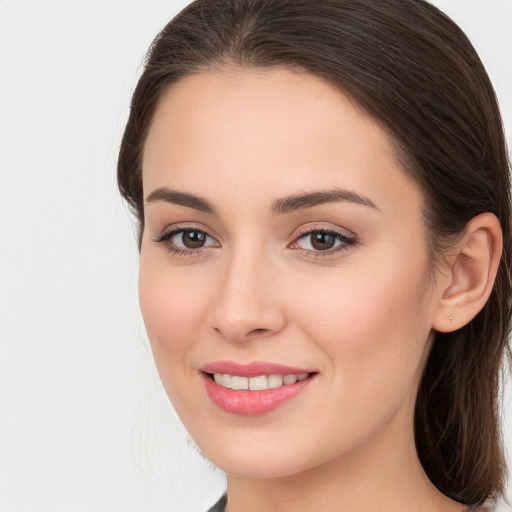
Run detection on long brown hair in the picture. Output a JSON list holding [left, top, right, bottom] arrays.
[[118, 0, 512, 505]]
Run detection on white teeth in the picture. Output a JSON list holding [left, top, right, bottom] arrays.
[[283, 374, 297, 385], [249, 375, 268, 391], [221, 374, 232, 388], [231, 376, 249, 390], [212, 372, 310, 390], [267, 375, 283, 388]]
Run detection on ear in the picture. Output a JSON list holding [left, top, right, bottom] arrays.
[[432, 213, 503, 333]]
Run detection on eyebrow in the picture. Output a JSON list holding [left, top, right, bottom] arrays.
[[271, 188, 379, 214], [145, 187, 217, 214], [145, 186, 378, 215]]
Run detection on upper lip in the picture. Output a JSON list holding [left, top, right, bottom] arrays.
[[199, 360, 315, 377]]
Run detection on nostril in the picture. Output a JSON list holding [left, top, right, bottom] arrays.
[[250, 328, 268, 335], [210, 301, 287, 342]]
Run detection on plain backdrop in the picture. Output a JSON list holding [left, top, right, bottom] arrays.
[[0, 1, 511, 511]]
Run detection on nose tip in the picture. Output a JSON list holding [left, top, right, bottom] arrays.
[[213, 318, 281, 343], [209, 260, 286, 343], [212, 293, 286, 342]]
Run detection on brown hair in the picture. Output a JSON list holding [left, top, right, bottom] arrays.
[[118, 0, 512, 505]]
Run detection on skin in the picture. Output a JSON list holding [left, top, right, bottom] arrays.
[[139, 67, 478, 512]]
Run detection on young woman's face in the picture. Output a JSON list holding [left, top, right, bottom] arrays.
[[140, 68, 443, 478]]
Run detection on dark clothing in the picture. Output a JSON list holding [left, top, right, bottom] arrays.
[[206, 493, 495, 512], [207, 494, 227, 512]]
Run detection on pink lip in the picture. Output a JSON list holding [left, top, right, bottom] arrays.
[[199, 361, 316, 416], [200, 360, 314, 377]]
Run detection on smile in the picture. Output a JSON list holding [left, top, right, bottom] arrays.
[[212, 372, 310, 390], [200, 363, 317, 415]]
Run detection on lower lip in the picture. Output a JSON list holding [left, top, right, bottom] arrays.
[[202, 373, 314, 415]]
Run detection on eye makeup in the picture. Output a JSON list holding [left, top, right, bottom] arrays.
[[153, 225, 220, 256], [153, 222, 357, 260], [290, 228, 356, 255]]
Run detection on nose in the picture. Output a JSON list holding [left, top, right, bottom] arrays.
[[209, 247, 287, 343]]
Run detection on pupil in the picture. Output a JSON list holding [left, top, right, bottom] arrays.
[[183, 230, 206, 249], [311, 232, 335, 250]]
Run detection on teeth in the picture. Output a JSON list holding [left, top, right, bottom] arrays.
[[212, 373, 309, 390], [283, 374, 297, 385], [249, 375, 267, 391], [221, 374, 232, 388], [267, 375, 283, 388], [231, 376, 249, 390]]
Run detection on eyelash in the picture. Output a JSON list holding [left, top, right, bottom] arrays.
[[154, 227, 218, 257], [154, 226, 357, 257], [291, 228, 357, 257]]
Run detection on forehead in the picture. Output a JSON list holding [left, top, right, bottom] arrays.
[[142, 67, 421, 215]]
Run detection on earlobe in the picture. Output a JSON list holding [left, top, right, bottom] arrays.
[[432, 213, 503, 333]]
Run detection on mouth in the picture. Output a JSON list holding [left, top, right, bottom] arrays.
[[199, 362, 317, 415], [208, 372, 311, 390]]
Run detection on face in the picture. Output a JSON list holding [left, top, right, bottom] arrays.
[[139, 68, 442, 479]]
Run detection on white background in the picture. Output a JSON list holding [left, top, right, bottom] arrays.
[[0, 1, 511, 511]]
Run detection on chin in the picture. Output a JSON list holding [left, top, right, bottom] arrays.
[[209, 453, 306, 479], [193, 431, 324, 480], [186, 433, 289, 477]]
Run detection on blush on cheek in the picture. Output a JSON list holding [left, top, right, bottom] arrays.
[[138, 272, 195, 407], [138, 262, 213, 366], [295, 263, 431, 376]]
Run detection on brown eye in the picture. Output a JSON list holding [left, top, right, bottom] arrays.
[[180, 230, 207, 249], [155, 228, 218, 254], [310, 232, 337, 251], [293, 229, 356, 254]]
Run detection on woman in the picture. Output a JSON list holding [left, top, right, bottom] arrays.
[[117, 0, 511, 510]]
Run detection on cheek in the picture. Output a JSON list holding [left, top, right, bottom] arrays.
[[138, 256, 210, 376], [291, 254, 433, 402]]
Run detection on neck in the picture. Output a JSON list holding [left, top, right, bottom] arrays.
[[224, 402, 463, 512]]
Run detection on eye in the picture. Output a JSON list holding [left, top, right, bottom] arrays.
[[155, 228, 219, 254], [291, 228, 356, 254], [172, 229, 211, 249]]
